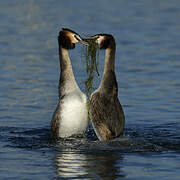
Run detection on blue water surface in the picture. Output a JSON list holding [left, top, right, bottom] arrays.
[[0, 0, 180, 179]]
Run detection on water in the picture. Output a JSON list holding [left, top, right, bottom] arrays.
[[0, 0, 180, 179]]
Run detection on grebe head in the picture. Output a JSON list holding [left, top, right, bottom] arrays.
[[83, 34, 114, 49], [58, 28, 88, 49]]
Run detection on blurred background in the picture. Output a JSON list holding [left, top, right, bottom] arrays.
[[0, 0, 180, 179]]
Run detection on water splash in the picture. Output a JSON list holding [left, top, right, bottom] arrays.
[[1, 126, 176, 153]]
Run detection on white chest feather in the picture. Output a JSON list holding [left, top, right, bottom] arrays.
[[59, 90, 88, 138]]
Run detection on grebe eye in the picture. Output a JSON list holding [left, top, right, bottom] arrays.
[[74, 35, 81, 42]]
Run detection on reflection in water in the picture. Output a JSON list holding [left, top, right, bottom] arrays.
[[53, 149, 125, 179], [54, 151, 88, 178]]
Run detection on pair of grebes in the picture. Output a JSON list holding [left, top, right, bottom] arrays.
[[51, 28, 125, 141]]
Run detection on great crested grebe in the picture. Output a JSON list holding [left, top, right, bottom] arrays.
[[51, 28, 88, 139], [84, 34, 125, 141]]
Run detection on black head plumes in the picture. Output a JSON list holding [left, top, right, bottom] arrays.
[[98, 34, 114, 49], [58, 28, 88, 49], [58, 29, 75, 49]]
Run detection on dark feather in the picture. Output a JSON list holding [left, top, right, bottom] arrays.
[[90, 91, 125, 141]]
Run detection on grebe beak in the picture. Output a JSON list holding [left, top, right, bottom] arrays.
[[74, 34, 89, 46], [79, 39, 89, 46], [83, 35, 99, 41]]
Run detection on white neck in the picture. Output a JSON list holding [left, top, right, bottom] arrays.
[[58, 47, 79, 97]]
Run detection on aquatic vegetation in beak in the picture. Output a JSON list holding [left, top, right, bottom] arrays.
[[83, 38, 99, 98]]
